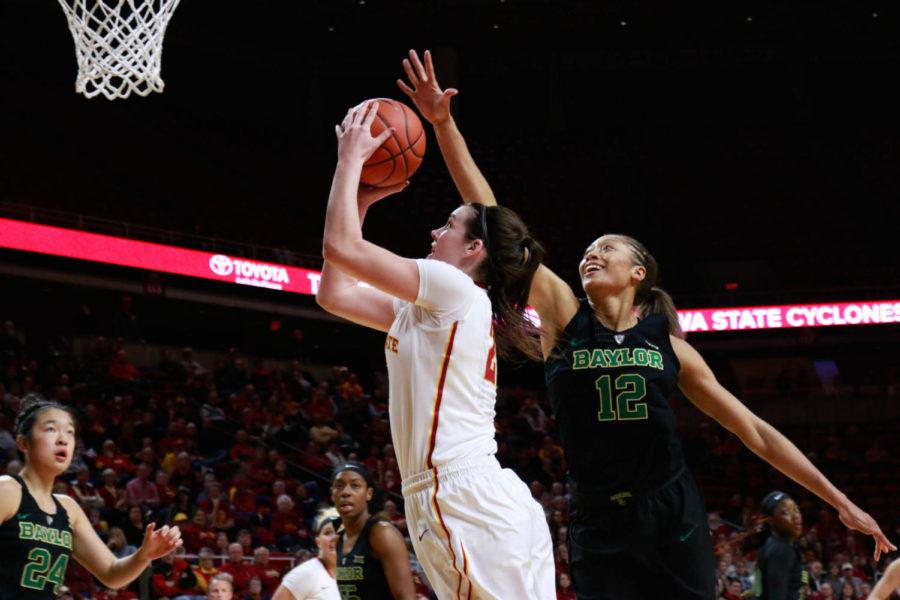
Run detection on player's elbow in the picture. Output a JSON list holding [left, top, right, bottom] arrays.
[[322, 238, 357, 269]]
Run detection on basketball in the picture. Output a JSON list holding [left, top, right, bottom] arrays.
[[360, 98, 426, 188]]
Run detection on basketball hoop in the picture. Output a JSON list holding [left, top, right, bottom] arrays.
[[56, 0, 182, 100]]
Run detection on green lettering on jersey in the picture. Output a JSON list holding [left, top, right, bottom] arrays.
[[336, 566, 364, 581], [572, 350, 590, 370], [571, 348, 665, 371], [18, 522, 73, 550], [588, 350, 607, 368], [20, 548, 69, 594]]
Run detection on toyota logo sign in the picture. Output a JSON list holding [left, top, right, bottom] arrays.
[[209, 254, 234, 276]]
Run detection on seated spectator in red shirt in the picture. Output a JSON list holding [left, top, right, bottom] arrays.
[[155, 469, 178, 509], [218, 543, 254, 594], [723, 580, 744, 600], [109, 349, 141, 381], [95, 439, 136, 475], [250, 547, 281, 596], [382, 499, 407, 536], [812, 582, 836, 599], [236, 529, 254, 557], [297, 441, 331, 476], [556, 573, 576, 600], [158, 421, 187, 457], [65, 560, 98, 599], [270, 494, 307, 549], [69, 466, 104, 511], [126, 462, 160, 510], [98, 468, 128, 514], [97, 586, 138, 600], [168, 451, 199, 493], [181, 508, 218, 553], [244, 576, 267, 600], [199, 482, 235, 530], [151, 548, 199, 600], [229, 430, 256, 462], [192, 548, 219, 594]]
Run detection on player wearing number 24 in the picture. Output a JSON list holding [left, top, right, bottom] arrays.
[[393, 48, 897, 599], [0, 396, 182, 600]]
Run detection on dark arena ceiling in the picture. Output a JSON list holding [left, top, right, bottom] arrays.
[[2, 0, 899, 306]]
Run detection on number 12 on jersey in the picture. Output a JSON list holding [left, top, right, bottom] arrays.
[[595, 374, 648, 421]]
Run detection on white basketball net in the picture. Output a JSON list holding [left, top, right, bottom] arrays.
[[57, 0, 182, 100]]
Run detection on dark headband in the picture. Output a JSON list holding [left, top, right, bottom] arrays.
[[761, 491, 791, 516], [480, 205, 490, 253], [332, 462, 375, 488]]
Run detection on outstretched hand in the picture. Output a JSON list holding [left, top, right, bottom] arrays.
[[397, 49, 457, 126], [837, 502, 897, 560], [358, 181, 409, 210], [335, 101, 393, 165], [139, 522, 182, 561]]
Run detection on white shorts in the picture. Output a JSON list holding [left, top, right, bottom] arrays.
[[402, 455, 555, 600]]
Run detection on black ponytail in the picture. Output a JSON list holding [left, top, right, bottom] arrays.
[[466, 203, 545, 362], [613, 236, 685, 339]]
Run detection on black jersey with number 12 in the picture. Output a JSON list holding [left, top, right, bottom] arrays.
[[545, 301, 686, 500]]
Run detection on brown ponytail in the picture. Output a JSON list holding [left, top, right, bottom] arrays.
[[466, 203, 545, 361], [615, 236, 685, 339]]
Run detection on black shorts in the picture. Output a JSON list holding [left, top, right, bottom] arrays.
[[566, 468, 716, 600]]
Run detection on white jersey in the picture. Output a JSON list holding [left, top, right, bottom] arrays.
[[387, 259, 498, 480], [280, 557, 340, 600]]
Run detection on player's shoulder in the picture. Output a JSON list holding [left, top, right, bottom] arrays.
[[0, 476, 24, 522], [54, 493, 82, 523]]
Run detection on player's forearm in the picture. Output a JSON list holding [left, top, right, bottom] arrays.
[[323, 159, 366, 263], [317, 203, 370, 306], [433, 117, 497, 206], [94, 548, 152, 589], [749, 419, 850, 511]]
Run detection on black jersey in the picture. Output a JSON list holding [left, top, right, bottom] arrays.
[[0, 476, 73, 600], [546, 303, 685, 502], [336, 516, 391, 600], [753, 533, 806, 600]]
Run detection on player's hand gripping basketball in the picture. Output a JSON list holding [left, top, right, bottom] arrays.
[[837, 502, 897, 560], [397, 49, 458, 126], [335, 101, 394, 166], [358, 181, 409, 211], [138, 522, 183, 560]]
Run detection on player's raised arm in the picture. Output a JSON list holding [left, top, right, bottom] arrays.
[[398, 49, 496, 206], [319, 102, 421, 308], [869, 559, 900, 600], [316, 181, 408, 333], [399, 49, 579, 350], [672, 335, 897, 561]]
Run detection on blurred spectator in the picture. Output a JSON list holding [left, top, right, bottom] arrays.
[[243, 576, 266, 600], [839, 563, 863, 596], [126, 462, 161, 510], [207, 574, 234, 600], [250, 547, 281, 596], [98, 468, 129, 513], [113, 295, 142, 341], [557, 572, 576, 600], [69, 466, 104, 510], [151, 548, 199, 600], [182, 509, 218, 553], [121, 505, 148, 547], [96, 439, 137, 475], [813, 582, 835, 600], [192, 548, 219, 594], [107, 527, 137, 559], [218, 543, 254, 594], [270, 494, 306, 549]]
